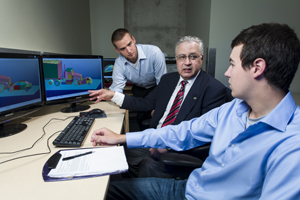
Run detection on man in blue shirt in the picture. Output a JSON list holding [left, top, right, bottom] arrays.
[[109, 28, 167, 130], [91, 23, 300, 199]]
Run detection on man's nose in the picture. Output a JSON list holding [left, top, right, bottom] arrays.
[[184, 57, 192, 64], [224, 67, 231, 77]]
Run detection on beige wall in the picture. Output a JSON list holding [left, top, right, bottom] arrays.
[[0, 0, 91, 54], [89, 0, 124, 58]]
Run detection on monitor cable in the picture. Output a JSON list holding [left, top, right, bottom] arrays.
[[0, 116, 76, 165]]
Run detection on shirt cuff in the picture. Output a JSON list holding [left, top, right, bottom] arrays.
[[126, 132, 145, 148], [111, 92, 125, 107]]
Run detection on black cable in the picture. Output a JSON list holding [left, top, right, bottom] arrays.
[[0, 131, 59, 165], [0, 116, 76, 165]]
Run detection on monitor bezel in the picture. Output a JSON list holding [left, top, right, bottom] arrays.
[[165, 56, 176, 64], [103, 57, 116, 88], [0, 52, 45, 124]]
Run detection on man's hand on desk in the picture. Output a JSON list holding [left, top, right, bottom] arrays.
[[91, 127, 126, 146], [88, 89, 115, 103]]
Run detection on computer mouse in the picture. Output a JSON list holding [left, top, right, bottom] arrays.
[[89, 109, 104, 118]]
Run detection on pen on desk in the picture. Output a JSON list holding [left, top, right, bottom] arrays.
[[62, 151, 94, 161]]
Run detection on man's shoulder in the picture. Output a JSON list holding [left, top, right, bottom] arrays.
[[155, 72, 179, 86], [115, 55, 125, 65], [161, 72, 179, 80], [199, 71, 225, 88], [137, 43, 160, 49], [137, 44, 162, 54]]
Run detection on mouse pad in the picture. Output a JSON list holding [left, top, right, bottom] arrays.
[[79, 111, 107, 118]]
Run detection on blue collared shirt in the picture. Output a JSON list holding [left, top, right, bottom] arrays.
[[109, 44, 167, 93], [127, 92, 300, 199]]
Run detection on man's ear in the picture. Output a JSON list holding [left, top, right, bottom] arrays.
[[115, 47, 120, 54], [252, 58, 266, 78]]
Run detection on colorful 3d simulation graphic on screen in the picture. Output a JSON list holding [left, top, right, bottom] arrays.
[[43, 57, 103, 102], [104, 64, 113, 74], [0, 58, 42, 113]]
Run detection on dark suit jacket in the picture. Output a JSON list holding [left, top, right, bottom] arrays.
[[121, 71, 228, 128]]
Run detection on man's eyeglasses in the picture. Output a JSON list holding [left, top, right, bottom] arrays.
[[176, 55, 201, 62]]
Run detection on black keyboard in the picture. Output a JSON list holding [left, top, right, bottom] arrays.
[[53, 116, 95, 147]]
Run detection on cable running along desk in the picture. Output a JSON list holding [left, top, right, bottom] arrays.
[[0, 101, 127, 200]]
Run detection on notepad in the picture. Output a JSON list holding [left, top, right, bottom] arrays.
[[48, 146, 128, 178]]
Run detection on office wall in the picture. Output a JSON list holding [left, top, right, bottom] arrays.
[[208, 0, 300, 93], [89, 0, 124, 58], [124, 0, 186, 57], [90, 0, 185, 57], [0, 0, 91, 54], [186, 0, 211, 71]]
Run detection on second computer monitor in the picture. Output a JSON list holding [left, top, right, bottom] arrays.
[[42, 54, 103, 113], [103, 58, 116, 88]]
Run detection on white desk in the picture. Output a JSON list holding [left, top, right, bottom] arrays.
[[0, 101, 127, 200]]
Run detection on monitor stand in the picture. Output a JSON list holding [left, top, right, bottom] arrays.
[[60, 102, 90, 113], [0, 123, 27, 138]]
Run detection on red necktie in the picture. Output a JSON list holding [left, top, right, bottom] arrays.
[[162, 80, 188, 127]]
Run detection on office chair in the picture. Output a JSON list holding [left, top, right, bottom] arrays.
[[159, 87, 233, 180]]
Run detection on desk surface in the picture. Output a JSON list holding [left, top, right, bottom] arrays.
[[0, 101, 126, 200]]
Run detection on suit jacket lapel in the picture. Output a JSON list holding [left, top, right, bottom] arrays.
[[154, 73, 180, 122], [174, 72, 205, 124], [160, 73, 179, 114]]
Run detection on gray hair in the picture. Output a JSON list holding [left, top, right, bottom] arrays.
[[175, 36, 204, 55]]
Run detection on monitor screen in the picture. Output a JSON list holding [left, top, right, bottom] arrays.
[[42, 55, 103, 112], [0, 53, 44, 137], [103, 58, 115, 87]]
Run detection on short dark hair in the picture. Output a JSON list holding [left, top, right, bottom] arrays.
[[111, 28, 132, 47], [231, 23, 300, 92]]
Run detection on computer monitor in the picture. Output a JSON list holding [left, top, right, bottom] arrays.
[[103, 58, 115, 87], [42, 54, 103, 113], [0, 53, 44, 137]]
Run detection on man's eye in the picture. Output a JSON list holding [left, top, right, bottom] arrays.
[[179, 56, 186, 59]]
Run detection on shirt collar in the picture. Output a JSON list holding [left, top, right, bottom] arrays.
[[236, 91, 297, 132], [136, 44, 146, 60]]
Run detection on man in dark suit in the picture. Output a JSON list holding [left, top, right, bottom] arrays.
[[89, 36, 228, 178]]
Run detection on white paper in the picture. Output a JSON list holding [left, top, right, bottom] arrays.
[[48, 146, 128, 178]]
